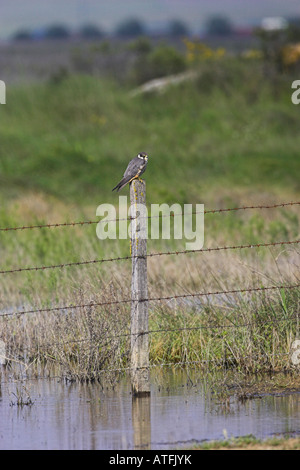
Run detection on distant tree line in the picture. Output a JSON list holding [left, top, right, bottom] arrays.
[[11, 15, 238, 41], [12, 23, 105, 41], [12, 15, 300, 44]]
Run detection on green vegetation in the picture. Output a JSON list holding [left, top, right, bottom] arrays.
[[192, 434, 300, 450], [1, 58, 299, 204], [0, 42, 299, 381]]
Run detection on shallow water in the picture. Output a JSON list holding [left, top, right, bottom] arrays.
[[0, 368, 299, 450]]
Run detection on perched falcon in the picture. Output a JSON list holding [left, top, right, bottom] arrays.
[[112, 152, 148, 192]]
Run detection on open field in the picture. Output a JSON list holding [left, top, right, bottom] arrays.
[[0, 39, 299, 381], [1, 61, 299, 204]]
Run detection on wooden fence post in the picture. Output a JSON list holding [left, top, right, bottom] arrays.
[[130, 179, 150, 396]]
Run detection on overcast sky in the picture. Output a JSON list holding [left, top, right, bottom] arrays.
[[0, 0, 300, 38]]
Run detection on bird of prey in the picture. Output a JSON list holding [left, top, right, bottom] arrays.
[[112, 152, 148, 192]]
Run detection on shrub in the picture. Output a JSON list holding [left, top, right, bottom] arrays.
[[131, 44, 187, 84]]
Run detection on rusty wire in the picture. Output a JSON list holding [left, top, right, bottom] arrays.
[[0, 239, 298, 275], [0, 201, 299, 232], [0, 201, 299, 383], [0, 283, 299, 318]]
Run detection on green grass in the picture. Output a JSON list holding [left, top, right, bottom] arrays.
[[1, 60, 299, 205], [192, 434, 300, 450], [0, 57, 299, 380]]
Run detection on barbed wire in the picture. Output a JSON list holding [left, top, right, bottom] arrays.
[[1, 200, 299, 387], [0, 239, 299, 275], [0, 201, 299, 232], [0, 283, 299, 318], [6, 310, 300, 357]]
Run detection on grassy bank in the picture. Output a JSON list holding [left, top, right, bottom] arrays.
[[0, 55, 299, 381], [192, 434, 300, 450]]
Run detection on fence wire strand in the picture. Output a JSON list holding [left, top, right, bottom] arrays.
[[0, 201, 299, 232], [0, 239, 299, 275], [0, 199, 299, 385], [7, 309, 300, 355], [0, 282, 299, 319]]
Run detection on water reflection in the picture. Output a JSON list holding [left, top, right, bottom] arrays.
[[0, 368, 299, 449], [132, 395, 151, 450]]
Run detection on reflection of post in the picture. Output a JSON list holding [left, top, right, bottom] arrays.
[[130, 179, 150, 396], [132, 395, 151, 450]]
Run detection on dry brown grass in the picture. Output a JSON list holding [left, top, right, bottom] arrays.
[[0, 192, 299, 381]]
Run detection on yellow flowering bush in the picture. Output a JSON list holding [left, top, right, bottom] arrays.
[[183, 38, 225, 63], [281, 43, 300, 66]]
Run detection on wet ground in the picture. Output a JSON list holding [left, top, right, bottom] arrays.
[[0, 368, 299, 450]]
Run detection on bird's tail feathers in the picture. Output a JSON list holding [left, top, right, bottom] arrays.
[[112, 177, 129, 192]]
